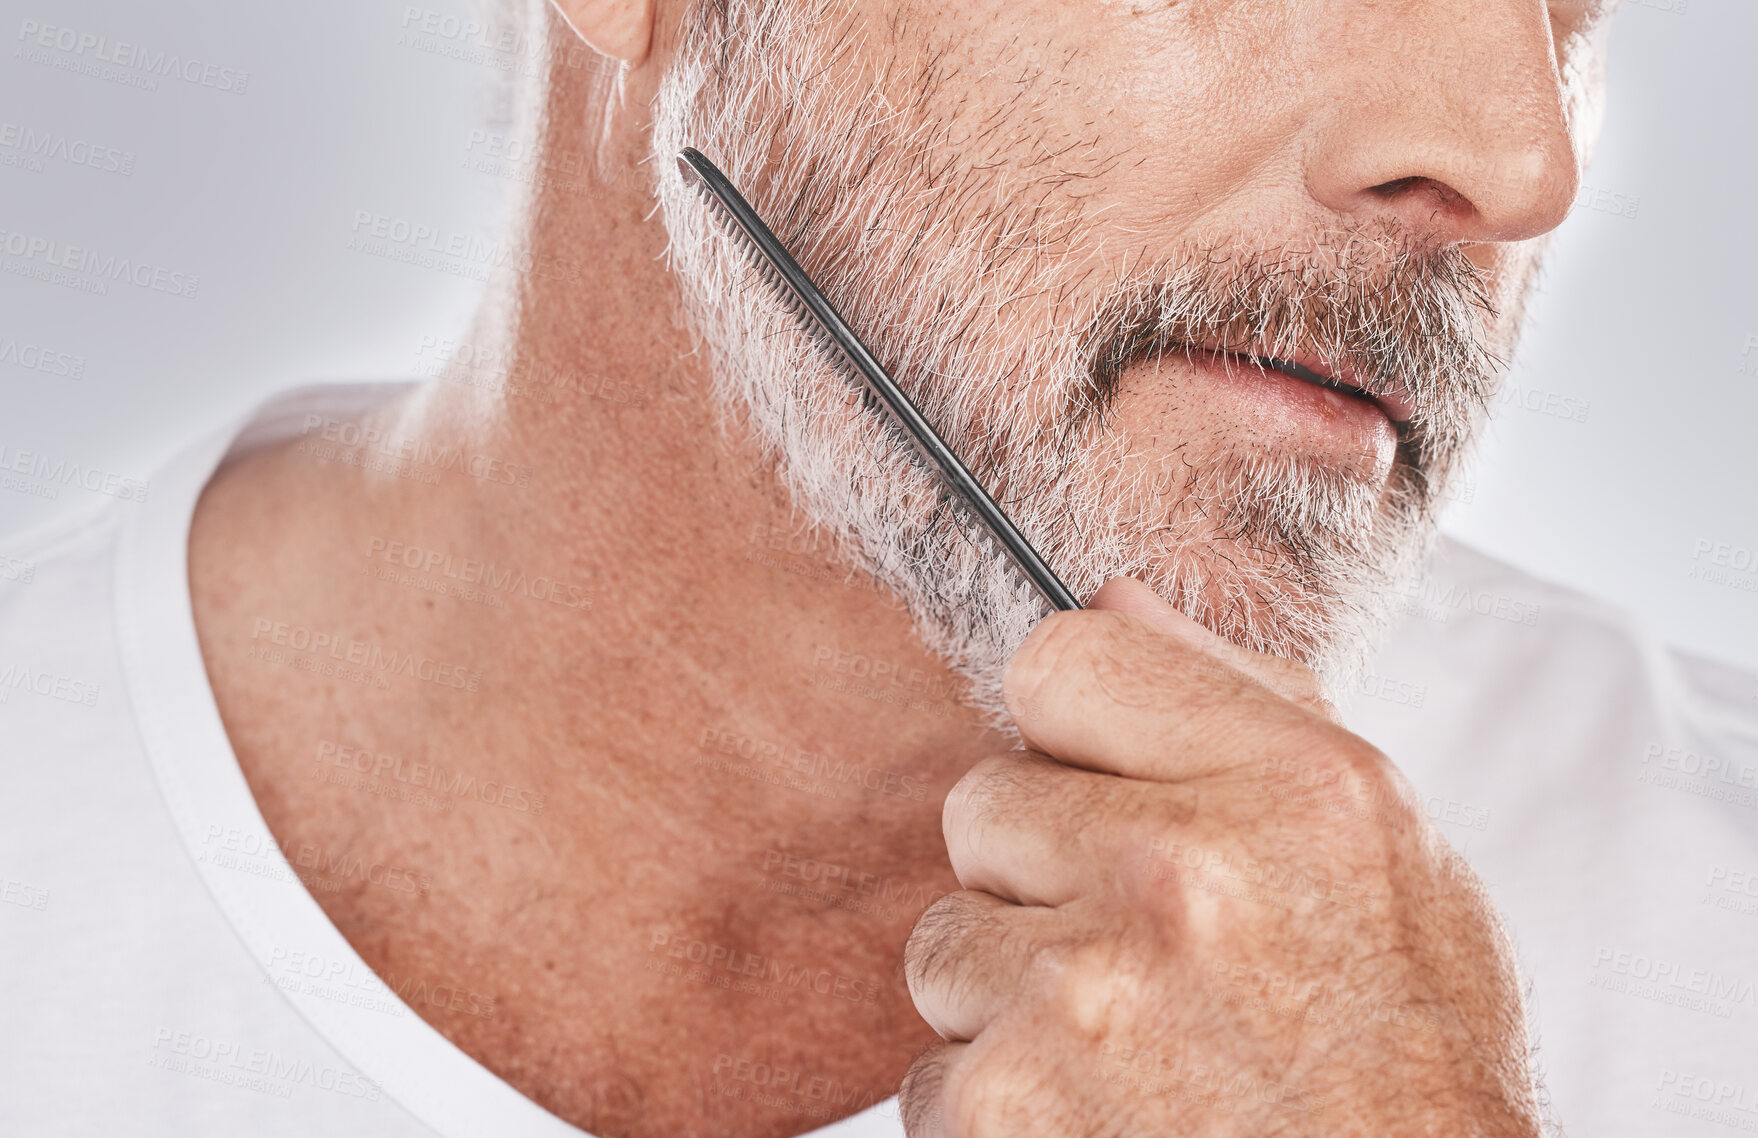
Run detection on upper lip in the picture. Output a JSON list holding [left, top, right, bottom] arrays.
[[1186, 340, 1415, 423]]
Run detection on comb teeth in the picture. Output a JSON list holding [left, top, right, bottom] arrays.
[[694, 173, 1034, 585], [693, 167, 1045, 601], [694, 181, 864, 388], [701, 188, 941, 484], [676, 147, 1080, 616]]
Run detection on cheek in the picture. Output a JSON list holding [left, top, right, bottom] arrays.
[[1107, 10, 1308, 203], [1558, 32, 1610, 165], [888, 0, 1305, 237]]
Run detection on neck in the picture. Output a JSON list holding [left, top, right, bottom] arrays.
[[393, 61, 1002, 872], [187, 35, 999, 1138]]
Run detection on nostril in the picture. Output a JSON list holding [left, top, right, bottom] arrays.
[[1369, 175, 1424, 197], [1371, 174, 1467, 208], [1365, 175, 1473, 226]]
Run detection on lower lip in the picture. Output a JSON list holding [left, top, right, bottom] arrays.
[[1172, 347, 1397, 470]]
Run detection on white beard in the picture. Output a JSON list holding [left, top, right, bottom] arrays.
[[648, 0, 1499, 726]]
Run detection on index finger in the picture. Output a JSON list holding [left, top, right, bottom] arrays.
[[1003, 607, 1349, 782], [1085, 577, 1337, 717]]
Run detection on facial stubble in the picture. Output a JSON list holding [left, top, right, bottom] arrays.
[[650, 0, 1505, 726]]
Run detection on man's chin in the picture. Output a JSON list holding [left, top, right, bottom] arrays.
[[911, 445, 1432, 729], [1109, 446, 1439, 695]]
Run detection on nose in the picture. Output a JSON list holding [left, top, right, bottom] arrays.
[[1300, 1, 1583, 245]]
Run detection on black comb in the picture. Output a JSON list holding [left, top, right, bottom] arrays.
[[677, 147, 1080, 615]]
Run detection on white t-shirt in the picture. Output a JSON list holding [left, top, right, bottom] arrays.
[[1, 382, 1753, 1137]]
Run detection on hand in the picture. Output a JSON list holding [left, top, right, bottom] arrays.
[[899, 577, 1539, 1137]]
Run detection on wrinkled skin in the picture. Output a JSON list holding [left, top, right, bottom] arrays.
[[902, 578, 1537, 1136]]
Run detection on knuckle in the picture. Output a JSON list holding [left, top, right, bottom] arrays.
[[904, 892, 981, 998], [1265, 657, 1328, 709], [1021, 935, 1075, 984], [1297, 732, 1425, 847], [1111, 783, 1190, 852], [942, 754, 1027, 845], [1002, 610, 1089, 724], [1042, 941, 1136, 1036], [1296, 725, 1387, 784], [1069, 782, 1179, 887], [1004, 610, 1140, 722], [1336, 737, 1413, 812], [1310, 694, 1346, 726]]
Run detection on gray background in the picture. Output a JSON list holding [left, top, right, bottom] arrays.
[[2, 0, 1753, 670]]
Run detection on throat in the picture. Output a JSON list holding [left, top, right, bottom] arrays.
[[186, 402, 989, 1137]]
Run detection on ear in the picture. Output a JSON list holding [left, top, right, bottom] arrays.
[[549, 0, 655, 65]]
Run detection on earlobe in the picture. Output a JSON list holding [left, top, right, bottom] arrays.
[[550, 0, 654, 65]]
